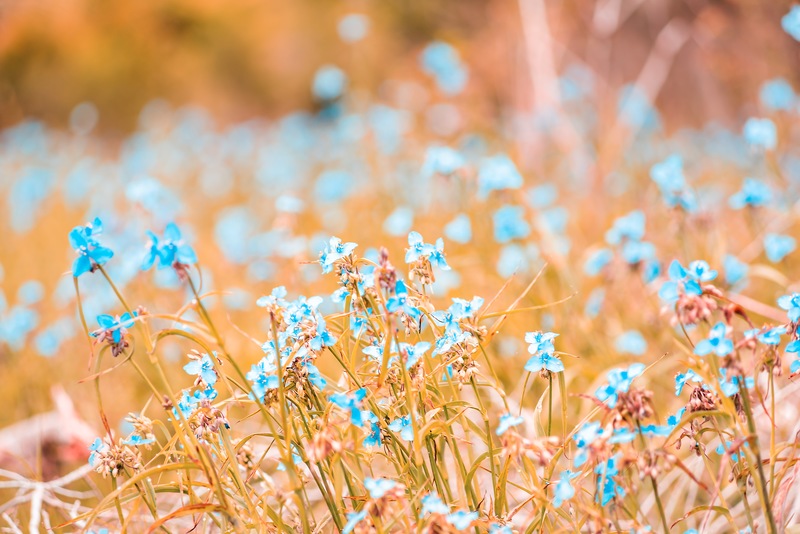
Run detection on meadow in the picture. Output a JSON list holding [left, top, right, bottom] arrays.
[[1, 1, 800, 533]]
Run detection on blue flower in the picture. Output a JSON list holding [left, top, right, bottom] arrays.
[[650, 154, 696, 211], [760, 78, 795, 111], [584, 249, 613, 276], [312, 65, 347, 100], [338, 14, 369, 43], [69, 218, 114, 277], [524, 331, 563, 373], [446, 510, 478, 531], [444, 214, 472, 244], [183, 352, 218, 386], [496, 413, 524, 436], [745, 326, 786, 346], [88, 437, 107, 465], [388, 415, 415, 442], [719, 368, 753, 397], [595, 454, 625, 506], [573, 422, 606, 467], [694, 322, 733, 357], [605, 211, 646, 245], [142, 223, 197, 270], [364, 477, 396, 499], [342, 510, 368, 534], [122, 434, 155, 446], [423, 146, 465, 176], [764, 233, 796, 262], [329, 388, 368, 427], [716, 440, 747, 462], [246, 357, 279, 402], [783, 5, 800, 41], [420, 41, 468, 95], [675, 369, 703, 395], [778, 293, 800, 323], [386, 280, 421, 321], [405, 231, 450, 270], [319, 237, 357, 274], [724, 255, 748, 285], [658, 260, 712, 302], [478, 154, 523, 199], [729, 178, 772, 209], [553, 470, 577, 507], [421, 492, 450, 515], [92, 312, 137, 344], [596, 364, 646, 408], [489, 524, 513, 534], [614, 330, 647, 356], [743, 118, 777, 151], [362, 412, 382, 447], [493, 205, 530, 243], [400, 341, 431, 369]]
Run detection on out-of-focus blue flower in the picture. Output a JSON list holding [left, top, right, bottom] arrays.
[[364, 477, 396, 499], [421, 492, 450, 515], [69, 218, 114, 277], [478, 154, 523, 199], [183, 352, 218, 386], [783, 5, 800, 41], [142, 223, 197, 270], [553, 470, 577, 507], [614, 330, 647, 356], [489, 523, 513, 534], [778, 293, 800, 323], [650, 154, 696, 211], [585, 288, 605, 318], [584, 249, 613, 276], [338, 13, 369, 42], [423, 146, 465, 176], [694, 322, 733, 357], [743, 118, 777, 150], [729, 178, 772, 209], [342, 510, 368, 534], [496, 413, 524, 436], [444, 214, 472, 244], [596, 364, 646, 408], [383, 207, 414, 236], [493, 205, 530, 243], [312, 65, 347, 100], [764, 233, 796, 262], [386, 280, 421, 321], [574, 421, 606, 467], [760, 78, 795, 111], [724, 255, 748, 285], [122, 434, 155, 446], [605, 211, 646, 245], [420, 41, 468, 95], [716, 440, 746, 462], [446, 510, 478, 531], [319, 237, 357, 273], [388, 415, 415, 441]]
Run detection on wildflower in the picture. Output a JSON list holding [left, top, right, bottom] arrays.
[[719, 369, 754, 397], [388, 415, 415, 441], [573, 422, 606, 467], [69, 218, 114, 277], [584, 248, 613, 276], [614, 330, 647, 356], [783, 5, 800, 41], [183, 351, 218, 386], [743, 118, 777, 151], [478, 154, 523, 199], [596, 363, 646, 408], [246, 357, 279, 402], [489, 524, 513, 534], [605, 211, 646, 245], [496, 413, 524, 436], [337, 13, 369, 43], [141, 223, 197, 271], [778, 293, 800, 322], [362, 412, 382, 447], [659, 260, 714, 302], [92, 313, 136, 345], [329, 388, 368, 427], [760, 78, 795, 110], [420, 41, 468, 95], [650, 154, 696, 211], [745, 326, 786, 345], [400, 341, 430, 369], [595, 454, 625, 506], [364, 477, 396, 499], [405, 231, 450, 270], [446, 510, 478, 531], [312, 65, 347, 101], [386, 280, 421, 321], [422, 146, 465, 177], [716, 440, 747, 462], [342, 509, 368, 534], [421, 492, 450, 515], [553, 470, 577, 507], [724, 255, 748, 285], [524, 330, 563, 373], [493, 205, 531, 243], [121, 434, 155, 446], [675, 369, 703, 396], [729, 178, 772, 209], [764, 233, 796, 262], [444, 213, 472, 244], [319, 237, 357, 274], [694, 322, 734, 357]]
